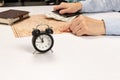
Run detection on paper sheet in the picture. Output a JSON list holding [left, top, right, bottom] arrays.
[[11, 14, 69, 37]]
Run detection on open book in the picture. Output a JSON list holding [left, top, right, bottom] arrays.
[[0, 9, 29, 25]]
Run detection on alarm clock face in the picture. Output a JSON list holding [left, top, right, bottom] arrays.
[[33, 33, 54, 53]]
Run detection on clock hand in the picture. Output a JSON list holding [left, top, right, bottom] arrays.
[[41, 38, 44, 43], [39, 36, 44, 43]]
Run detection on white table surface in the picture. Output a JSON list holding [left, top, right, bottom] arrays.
[[0, 6, 120, 80]]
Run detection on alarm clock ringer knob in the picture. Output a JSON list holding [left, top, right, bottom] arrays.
[[32, 29, 40, 36]]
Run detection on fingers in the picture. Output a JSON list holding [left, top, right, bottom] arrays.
[[69, 15, 83, 31], [54, 2, 66, 11], [75, 28, 85, 36], [54, 2, 72, 14], [54, 2, 82, 15], [54, 5, 65, 11], [59, 8, 71, 14], [60, 17, 86, 36], [72, 23, 82, 34], [59, 13, 86, 36], [60, 23, 71, 32], [69, 15, 86, 36], [71, 23, 85, 36]]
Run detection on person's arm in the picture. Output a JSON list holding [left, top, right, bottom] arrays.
[[80, 0, 120, 12], [61, 15, 120, 36], [61, 15, 106, 36]]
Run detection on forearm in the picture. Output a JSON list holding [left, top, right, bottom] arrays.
[[80, 0, 120, 12]]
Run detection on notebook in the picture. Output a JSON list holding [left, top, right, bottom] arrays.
[[0, 9, 29, 25]]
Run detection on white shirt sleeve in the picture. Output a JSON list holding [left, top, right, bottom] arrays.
[[80, 0, 120, 35], [80, 0, 120, 12], [104, 18, 120, 36]]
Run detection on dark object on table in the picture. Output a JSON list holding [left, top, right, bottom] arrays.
[[52, 10, 81, 17], [46, 0, 67, 5], [0, 9, 29, 25]]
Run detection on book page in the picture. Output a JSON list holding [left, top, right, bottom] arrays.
[[11, 14, 69, 37]]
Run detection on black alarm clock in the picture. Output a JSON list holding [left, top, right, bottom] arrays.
[[32, 24, 54, 53]]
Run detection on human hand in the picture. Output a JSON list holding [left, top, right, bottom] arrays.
[[53, 2, 82, 14], [61, 15, 105, 36]]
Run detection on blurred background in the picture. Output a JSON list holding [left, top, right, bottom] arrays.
[[0, 0, 84, 7]]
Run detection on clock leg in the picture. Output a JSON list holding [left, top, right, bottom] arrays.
[[33, 50, 53, 54], [50, 49, 53, 53], [33, 50, 37, 54]]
